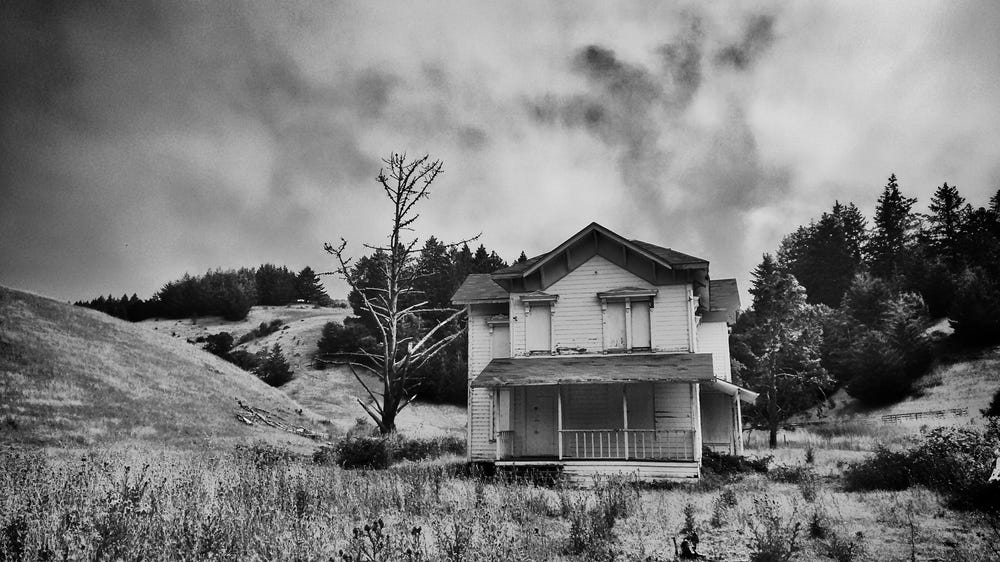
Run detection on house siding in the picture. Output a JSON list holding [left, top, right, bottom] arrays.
[[509, 255, 690, 357], [696, 321, 732, 382], [469, 303, 507, 461]]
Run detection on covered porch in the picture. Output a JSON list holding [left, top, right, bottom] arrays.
[[473, 354, 756, 470]]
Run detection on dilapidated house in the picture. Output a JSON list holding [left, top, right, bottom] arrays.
[[451, 223, 757, 481]]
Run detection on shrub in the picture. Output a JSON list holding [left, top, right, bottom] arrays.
[[702, 448, 771, 476], [334, 436, 390, 470], [203, 331, 233, 358], [744, 496, 802, 562], [822, 531, 866, 562], [984, 387, 1000, 417], [227, 348, 262, 372], [843, 422, 1000, 511], [950, 267, 1000, 345], [842, 446, 912, 491]]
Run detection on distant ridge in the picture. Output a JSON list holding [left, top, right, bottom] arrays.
[[0, 286, 320, 451]]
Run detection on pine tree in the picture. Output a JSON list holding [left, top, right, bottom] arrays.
[[867, 174, 918, 279], [733, 254, 831, 448], [296, 266, 332, 305], [926, 182, 968, 268], [778, 201, 867, 307], [517, 251, 528, 264]]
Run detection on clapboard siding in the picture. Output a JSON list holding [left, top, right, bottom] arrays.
[[469, 388, 493, 460], [653, 382, 692, 429], [696, 321, 732, 382], [509, 255, 690, 357], [468, 303, 508, 461]]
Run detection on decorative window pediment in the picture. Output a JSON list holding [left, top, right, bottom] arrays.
[[596, 287, 658, 301]]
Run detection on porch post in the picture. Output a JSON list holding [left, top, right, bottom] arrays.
[[557, 385, 563, 460], [734, 392, 744, 455], [622, 385, 629, 459], [692, 383, 702, 462]]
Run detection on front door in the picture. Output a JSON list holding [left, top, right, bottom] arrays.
[[523, 386, 557, 457]]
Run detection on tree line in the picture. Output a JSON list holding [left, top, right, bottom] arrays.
[[735, 175, 1000, 446], [317, 240, 519, 407], [75, 265, 334, 322]]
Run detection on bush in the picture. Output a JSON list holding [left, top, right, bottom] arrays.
[[333, 436, 390, 470], [950, 267, 1000, 345], [842, 446, 912, 491], [227, 348, 262, 372], [237, 319, 284, 345], [744, 496, 802, 562], [203, 332, 233, 358], [984, 387, 1000, 417], [702, 448, 771, 476], [843, 422, 1000, 511]]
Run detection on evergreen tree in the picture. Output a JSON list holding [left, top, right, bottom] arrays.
[[732, 254, 831, 448], [517, 251, 528, 264], [296, 266, 332, 305], [867, 174, 918, 279], [255, 344, 294, 387], [778, 201, 867, 307], [926, 182, 968, 268]]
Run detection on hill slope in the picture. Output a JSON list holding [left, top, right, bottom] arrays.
[[0, 287, 321, 451], [800, 344, 1000, 428]]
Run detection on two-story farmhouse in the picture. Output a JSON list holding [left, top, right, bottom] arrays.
[[451, 223, 758, 481]]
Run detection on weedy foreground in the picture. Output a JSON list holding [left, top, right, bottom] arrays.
[[1, 441, 998, 561]]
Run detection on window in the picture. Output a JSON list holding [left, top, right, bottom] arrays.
[[526, 303, 551, 353], [598, 289, 656, 352]]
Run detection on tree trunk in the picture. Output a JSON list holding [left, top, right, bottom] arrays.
[[767, 390, 779, 449]]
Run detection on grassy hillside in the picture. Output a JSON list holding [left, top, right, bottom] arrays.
[[142, 303, 466, 436], [0, 287, 321, 452]]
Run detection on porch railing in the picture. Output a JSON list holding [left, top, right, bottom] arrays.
[[496, 430, 515, 459], [559, 429, 695, 461]]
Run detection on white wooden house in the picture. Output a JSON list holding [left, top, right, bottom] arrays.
[[451, 223, 758, 481]]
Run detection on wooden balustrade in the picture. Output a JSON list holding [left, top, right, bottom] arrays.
[[558, 429, 694, 461]]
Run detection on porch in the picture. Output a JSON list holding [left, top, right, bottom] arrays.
[[491, 382, 702, 463], [470, 353, 757, 475]]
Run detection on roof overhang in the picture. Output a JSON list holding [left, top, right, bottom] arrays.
[[706, 379, 759, 404], [493, 223, 679, 279], [471, 353, 714, 387]]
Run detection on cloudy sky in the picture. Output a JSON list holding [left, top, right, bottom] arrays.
[[2, 1, 999, 304]]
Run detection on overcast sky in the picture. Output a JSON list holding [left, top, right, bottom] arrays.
[[3, 1, 999, 305]]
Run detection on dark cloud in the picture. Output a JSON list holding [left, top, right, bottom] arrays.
[[715, 14, 776, 70], [523, 15, 792, 275]]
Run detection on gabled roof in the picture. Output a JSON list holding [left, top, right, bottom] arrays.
[[491, 222, 707, 280], [451, 274, 508, 304], [470, 353, 715, 387], [629, 240, 709, 268]]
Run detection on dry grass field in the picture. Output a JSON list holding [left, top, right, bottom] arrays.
[[2, 438, 999, 561]]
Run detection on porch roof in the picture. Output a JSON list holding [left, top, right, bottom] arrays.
[[707, 379, 760, 404], [470, 353, 714, 387]]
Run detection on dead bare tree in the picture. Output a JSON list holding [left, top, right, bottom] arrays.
[[324, 153, 475, 434]]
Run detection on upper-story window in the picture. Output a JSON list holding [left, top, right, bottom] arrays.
[[486, 315, 510, 359], [598, 288, 657, 353], [521, 292, 557, 355]]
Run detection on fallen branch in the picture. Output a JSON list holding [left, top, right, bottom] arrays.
[[234, 398, 325, 441]]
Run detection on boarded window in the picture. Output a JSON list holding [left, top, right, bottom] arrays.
[[490, 325, 510, 358], [631, 300, 651, 349], [526, 304, 551, 352], [496, 389, 511, 432], [604, 302, 626, 350]]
